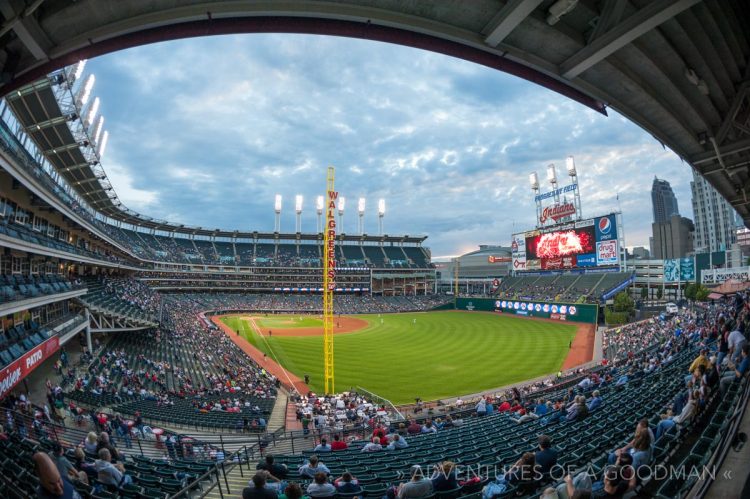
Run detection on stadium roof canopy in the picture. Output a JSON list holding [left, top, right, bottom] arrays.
[[0, 0, 748, 231]]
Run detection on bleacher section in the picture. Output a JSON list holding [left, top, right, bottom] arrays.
[[78, 278, 157, 327], [259, 343, 706, 498], [496, 272, 632, 303], [362, 245, 386, 267], [0, 430, 217, 499], [0, 320, 53, 369]]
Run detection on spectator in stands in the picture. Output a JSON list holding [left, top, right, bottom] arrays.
[[307, 472, 336, 497], [475, 398, 486, 417], [49, 442, 88, 486], [396, 465, 433, 499], [609, 419, 653, 469], [95, 432, 119, 463], [727, 327, 747, 363], [534, 435, 558, 479], [279, 483, 304, 499], [94, 448, 132, 488], [242, 472, 277, 499], [387, 434, 409, 450], [720, 344, 750, 394], [587, 390, 603, 412], [331, 434, 348, 451], [334, 471, 362, 494], [361, 436, 383, 452], [298, 455, 330, 478], [407, 419, 421, 435], [314, 438, 332, 452], [430, 461, 459, 492], [33, 452, 82, 499], [256, 455, 288, 479], [83, 432, 97, 454], [420, 420, 437, 434]]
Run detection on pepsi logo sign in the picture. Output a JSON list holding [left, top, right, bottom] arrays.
[[598, 216, 611, 234]]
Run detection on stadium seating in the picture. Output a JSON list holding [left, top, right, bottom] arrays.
[[78, 277, 157, 327], [261, 344, 703, 497], [496, 272, 632, 303]]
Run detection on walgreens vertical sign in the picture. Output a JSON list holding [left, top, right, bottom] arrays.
[[0, 336, 59, 397], [325, 191, 338, 290]]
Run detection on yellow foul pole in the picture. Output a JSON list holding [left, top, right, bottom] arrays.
[[323, 167, 336, 394]]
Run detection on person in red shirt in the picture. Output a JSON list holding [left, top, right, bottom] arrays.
[[331, 434, 348, 451], [407, 419, 421, 435], [498, 400, 511, 412]]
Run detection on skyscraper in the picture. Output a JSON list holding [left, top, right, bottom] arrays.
[[691, 171, 738, 253], [651, 177, 679, 223]]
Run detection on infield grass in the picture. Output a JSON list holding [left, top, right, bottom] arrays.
[[221, 311, 576, 404]]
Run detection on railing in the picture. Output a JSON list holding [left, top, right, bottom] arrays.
[[355, 385, 405, 422]]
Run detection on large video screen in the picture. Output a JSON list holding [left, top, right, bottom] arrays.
[[511, 214, 619, 271]]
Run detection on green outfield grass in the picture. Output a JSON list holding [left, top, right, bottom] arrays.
[[255, 315, 323, 329], [220, 311, 576, 404]]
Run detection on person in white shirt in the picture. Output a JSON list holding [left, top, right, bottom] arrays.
[[361, 437, 383, 453]]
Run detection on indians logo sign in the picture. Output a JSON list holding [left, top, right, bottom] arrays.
[[539, 202, 576, 224]]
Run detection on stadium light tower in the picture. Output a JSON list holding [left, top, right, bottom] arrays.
[[546, 163, 560, 205], [93, 116, 104, 146], [85, 97, 100, 128], [274, 194, 282, 232], [97, 131, 109, 159], [566, 155, 583, 220], [316, 195, 324, 233], [295, 195, 303, 233], [338, 196, 346, 233], [358, 197, 366, 235], [529, 171, 543, 228], [378, 199, 385, 235], [76, 74, 95, 108]]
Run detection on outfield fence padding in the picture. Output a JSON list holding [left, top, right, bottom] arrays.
[[454, 297, 598, 324]]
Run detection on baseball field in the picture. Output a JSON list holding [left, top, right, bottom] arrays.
[[218, 311, 586, 404]]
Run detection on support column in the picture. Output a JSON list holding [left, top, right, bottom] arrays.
[[84, 308, 92, 353]]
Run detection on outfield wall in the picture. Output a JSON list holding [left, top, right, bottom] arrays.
[[455, 297, 598, 324]]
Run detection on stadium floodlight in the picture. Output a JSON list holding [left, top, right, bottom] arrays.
[[338, 196, 345, 233], [546, 163, 557, 184], [378, 199, 385, 235], [529, 172, 539, 190], [316, 195, 324, 232], [79, 74, 95, 106], [295, 195, 303, 232], [97, 131, 109, 158], [93, 116, 104, 145], [86, 97, 100, 127], [274, 194, 282, 232], [358, 197, 366, 235], [73, 60, 87, 82], [565, 155, 577, 176]]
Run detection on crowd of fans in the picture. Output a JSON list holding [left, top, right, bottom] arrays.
[[235, 292, 749, 499]]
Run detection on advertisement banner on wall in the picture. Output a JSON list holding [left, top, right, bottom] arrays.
[[0, 336, 60, 398], [595, 214, 617, 242], [664, 259, 680, 283], [511, 233, 527, 270], [596, 240, 618, 265], [679, 257, 695, 281]]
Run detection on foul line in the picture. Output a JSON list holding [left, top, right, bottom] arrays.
[[246, 316, 299, 393]]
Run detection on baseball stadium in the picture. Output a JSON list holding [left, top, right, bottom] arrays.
[[0, 2, 748, 499]]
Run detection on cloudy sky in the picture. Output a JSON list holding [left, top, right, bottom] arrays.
[[86, 34, 695, 259]]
